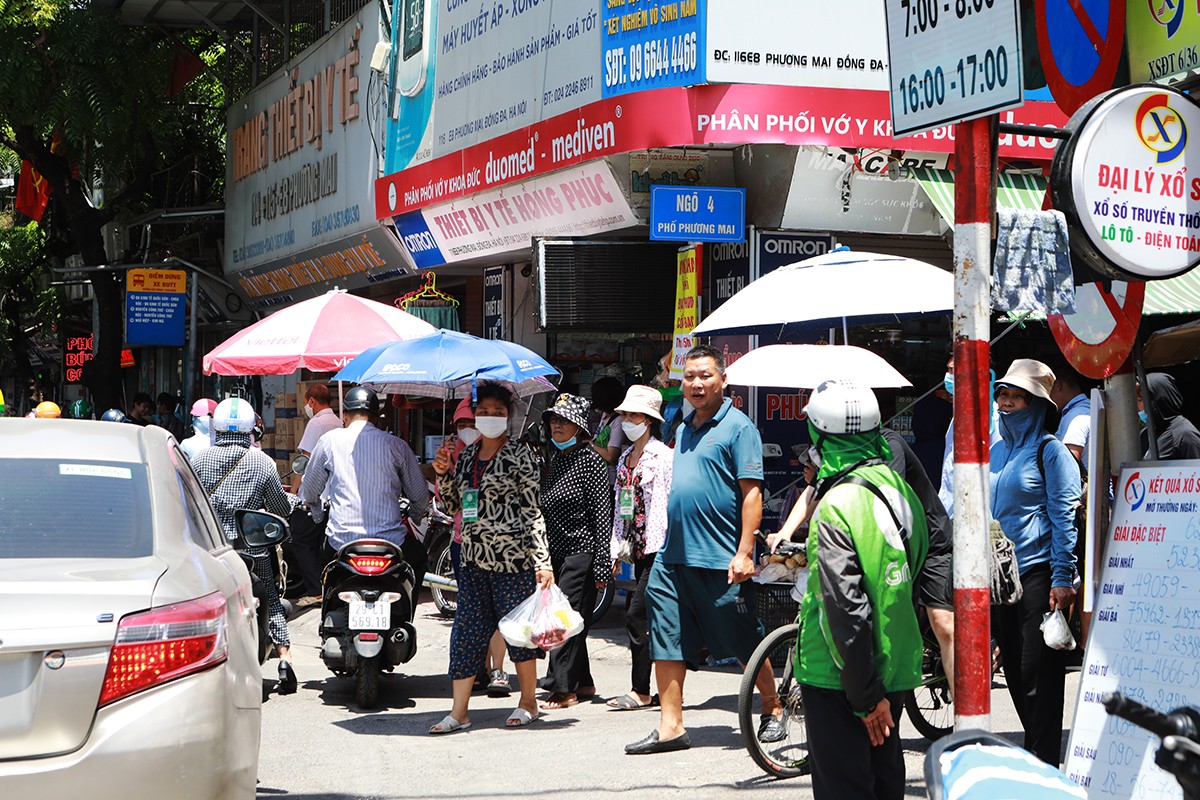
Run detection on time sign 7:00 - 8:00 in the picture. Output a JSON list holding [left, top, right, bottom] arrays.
[[884, 0, 1022, 137]]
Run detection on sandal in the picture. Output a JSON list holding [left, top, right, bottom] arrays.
[[757, 714, 787, 743], [607, 692, 658, 710], [506, 707, 538, 727], [486, 669, 511, 698], [429, 714, 471, 735], [540, 692, 578, 710]]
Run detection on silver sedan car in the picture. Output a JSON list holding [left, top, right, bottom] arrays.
[[0, 419, 262, 799]]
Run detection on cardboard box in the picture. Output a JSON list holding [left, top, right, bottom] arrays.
[[276, 392, 296, 409], [261, 434, 275, 452]]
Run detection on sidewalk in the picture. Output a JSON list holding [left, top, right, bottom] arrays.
[[257, 592, 1080, 800]]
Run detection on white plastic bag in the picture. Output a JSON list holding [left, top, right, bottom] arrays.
[[1040, 610, 1076, 651], [498, 585, 585, 651]]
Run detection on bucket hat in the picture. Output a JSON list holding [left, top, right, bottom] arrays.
[[994, 359, 1055, 403], [453, 397, 475, 424], [614, 385, 664, 422], [544, 393, 591, 431]]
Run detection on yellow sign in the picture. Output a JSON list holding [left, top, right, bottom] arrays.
[[127, 268, 187, 293], [670, 245, 701, 379]]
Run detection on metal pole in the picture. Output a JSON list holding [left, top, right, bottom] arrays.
[[1105, 361, 1143, 474], [951, 115, 997, 732], [188, 270, 199, 408]]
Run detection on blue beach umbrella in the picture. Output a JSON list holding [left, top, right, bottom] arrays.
[[333, 329, 559, 399]]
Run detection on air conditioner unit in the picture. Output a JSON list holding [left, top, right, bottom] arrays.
[[101, 222, 128, 263]]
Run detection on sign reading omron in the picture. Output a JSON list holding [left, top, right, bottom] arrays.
[[649, 186, 746, 242]]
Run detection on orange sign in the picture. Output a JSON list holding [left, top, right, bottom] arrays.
[[126, 268, 187, 293]]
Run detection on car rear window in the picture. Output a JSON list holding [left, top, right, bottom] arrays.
[[0, 459, 153, 558]]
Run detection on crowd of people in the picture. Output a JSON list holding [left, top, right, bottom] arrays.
[[32, 347, 1200, 798]]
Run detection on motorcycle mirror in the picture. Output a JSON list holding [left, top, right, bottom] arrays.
[[290, 453, 309, 475], [234, 509, 291, 549]]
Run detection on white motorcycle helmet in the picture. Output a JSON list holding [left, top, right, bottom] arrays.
[[804, 380, 880, 436], [212, 397, 258, 433]]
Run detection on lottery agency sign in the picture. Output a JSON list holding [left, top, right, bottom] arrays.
[[126, 268, 187, 346], [1050, 85, 1200, 281]]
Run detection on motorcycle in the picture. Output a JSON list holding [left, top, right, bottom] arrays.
[[318, 537, 419, 708], [232, 509, 292, 665]]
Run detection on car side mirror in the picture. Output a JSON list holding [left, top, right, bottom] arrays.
[[290, 453, 309, 475], [234, 509, 290, 549]]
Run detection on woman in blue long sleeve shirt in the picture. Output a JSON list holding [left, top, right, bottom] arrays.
[[989, 359, 1081, 766]]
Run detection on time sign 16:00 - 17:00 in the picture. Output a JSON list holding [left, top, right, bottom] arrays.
[[898, 47, 1010, 114]]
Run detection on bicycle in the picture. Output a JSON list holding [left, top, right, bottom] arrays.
[[738, 546, 954, 778]]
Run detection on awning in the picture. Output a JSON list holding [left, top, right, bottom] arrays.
[[911, 168, 1049, 223], [1145, 271, 1200, 315]]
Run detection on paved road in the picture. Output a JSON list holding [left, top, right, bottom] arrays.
[[257, 594, 1081, 799]]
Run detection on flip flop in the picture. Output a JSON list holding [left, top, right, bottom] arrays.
[[540, 692, 578, 709], [505, 707, 538, 727], [428, 714, 471, 735], [606, 693, 658, 710]]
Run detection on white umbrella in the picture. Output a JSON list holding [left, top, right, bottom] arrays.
[[725, 345, 912, 389], [692, 249, 953, 339]]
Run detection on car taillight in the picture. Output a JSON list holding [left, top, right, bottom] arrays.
[[98, 592, 228, 707], [349, 555, 392, 575]]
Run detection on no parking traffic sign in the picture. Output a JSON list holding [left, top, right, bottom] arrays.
[[1048, 281, 1145, 379], [1034, 0, 1125, 116]]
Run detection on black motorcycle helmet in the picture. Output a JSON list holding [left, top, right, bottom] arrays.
[[342, 386, 380, 416]]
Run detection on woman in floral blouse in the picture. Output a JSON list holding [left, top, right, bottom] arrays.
[[430, 382, 554, 733], [606, 386, 673, 710]]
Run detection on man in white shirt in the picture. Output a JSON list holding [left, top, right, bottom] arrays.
[[291, 383, 343, 491], [1050, 366, 1090, 467]]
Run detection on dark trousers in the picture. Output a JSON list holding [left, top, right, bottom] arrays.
[[994, 562, 1067, 765], [801, 685, 907, 800], [544, 552, 596, 694], [288, 506, 328, 595], [626, 554, 656, 696]]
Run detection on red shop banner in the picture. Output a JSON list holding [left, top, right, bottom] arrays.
[[376, 84, 1069, 219]]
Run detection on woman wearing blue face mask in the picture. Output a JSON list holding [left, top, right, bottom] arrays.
[[989, 359, 1082, 766], [539, 392, 616, 709]]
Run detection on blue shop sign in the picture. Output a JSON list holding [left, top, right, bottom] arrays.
[[649, 186, 746, 243]]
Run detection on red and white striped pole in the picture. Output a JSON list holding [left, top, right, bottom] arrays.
[[952, 115, 997, 732]]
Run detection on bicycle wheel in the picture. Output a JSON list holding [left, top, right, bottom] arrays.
[[429, 540, 457, 618], [904, 637, 954, 740], [738, 623, 809, 779]]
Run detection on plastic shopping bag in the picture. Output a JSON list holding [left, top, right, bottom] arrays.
[[1040, 610, 1076, 651], [498, 590, 541, 649], [531, 584, 585, 652]]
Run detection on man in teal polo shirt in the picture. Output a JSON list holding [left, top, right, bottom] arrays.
[[626, 344, 781, 755]]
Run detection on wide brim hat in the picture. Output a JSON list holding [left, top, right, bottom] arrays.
[[544, 393, 592, 432], [614, 385, 664, 422], [995, 359, 1055, 403]]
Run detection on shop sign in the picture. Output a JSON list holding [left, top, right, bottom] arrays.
[[377, 84, 1066, 219], [706, 0, 888, 91], [225, 6, 381, 275], [1050, 85, 1200, 281], [670, 245, 701, 379], [64, 334, 93, 383], [483, 265, 505, 340], [705, 238, 750, 411], [126, 268, 186, 347], [1128, 0, 1200, 83], [601, 0, 704, 99], [393, 161, 637, 265], [884, 0, 1024, 137], [233, 227, 413, 310], [649, 186, 745, 242]]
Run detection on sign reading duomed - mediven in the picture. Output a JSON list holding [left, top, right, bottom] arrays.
[[1051, 85, 1200, 281], [224, 8, 382, 278]]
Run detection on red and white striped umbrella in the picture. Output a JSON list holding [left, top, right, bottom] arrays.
[[203, 289, 436, 375]]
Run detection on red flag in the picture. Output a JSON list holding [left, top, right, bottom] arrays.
[[14, 160, 51, 222], [166, 36, 205, 99]]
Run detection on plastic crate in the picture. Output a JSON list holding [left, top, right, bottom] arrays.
[[755, 583, 800, 668]]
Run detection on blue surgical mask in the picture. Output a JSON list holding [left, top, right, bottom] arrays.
[[192, 415, 210, 435], [552, 436, 577, 450], [943, 373, 954, 396], [1138, 409, 1148, 425]]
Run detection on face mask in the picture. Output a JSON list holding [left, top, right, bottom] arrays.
[[943, 373, 954, 396], [807, 446, 821, 468], [1138, 409, 1148, 425], [192, 416, 210, 435], [622, 420, 648, 441], [475, 416, 508, 439], [552, 436, 577, 450], [304, 403, 315, 419], [457, 426, 481, 446]]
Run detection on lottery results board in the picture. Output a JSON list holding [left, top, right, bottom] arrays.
[[1065, 461, 1200, 800]]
